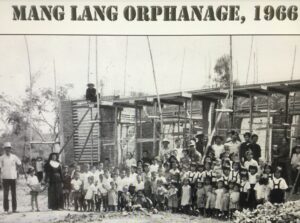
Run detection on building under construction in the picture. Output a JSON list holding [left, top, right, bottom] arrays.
[[59, 79, 300, 165]]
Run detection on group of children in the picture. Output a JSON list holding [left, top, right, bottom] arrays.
[[36, 148, 287, 220]]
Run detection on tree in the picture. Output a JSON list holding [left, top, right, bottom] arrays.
[[0, 81, 73, 158], [214, 54, 231, 87]]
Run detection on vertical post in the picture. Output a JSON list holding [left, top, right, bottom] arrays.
[[189, 97, 193, 140], [135, 107, 138, 160], [285, 94, 289, 138], [90, 107, 94, 166], [229, 35, 234, 129], [139, 108, 143, 159], [95, 36, 101, 163], [114, 107, 118, 165], [153, 102, 157, 156], [249, 94, 254, 133], [184, 100, 188, 146], [178, 105, 181, 135], [265, 92, 271, 162]]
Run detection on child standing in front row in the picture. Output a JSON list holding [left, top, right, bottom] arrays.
[[269, 167, 288, 204], [108, 180, 118, 211], [239, 169, 251, 210], [85, 176, 96, 211], [71, 172, 83, 211], [196, 181, 206, 215], [229, 183, 240, 219], [27, 167, 40, 212], [181, 178, 191, 214]]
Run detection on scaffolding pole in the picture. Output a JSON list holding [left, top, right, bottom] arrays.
[[265, 92, 271, 162], [249, 93, 254, 133], [152, 102, 157, 156]]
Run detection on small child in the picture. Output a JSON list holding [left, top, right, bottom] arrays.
[[205, 185, 216, 217], [221, 165, 231, 186], [221, 186, 230, 219], [27, 167, 40, 212], [167, 181, 179, 213], [248, 165, 258, 210], [244, 151, 259, 171], [119, 185, 132, 212], [181, 178, 191, 214], [254, 175, 269, 205], [239, 169, 251, 210], [62, 165, 72, 210], [229, 183, 240, 219], [268, 166, 288, 204], [195, 181, 206, 215], [203, 162, 217, 186], [215, 180, 225, 217], [85, 176, 96, 211], [156, 179, 167, 211], [108, 180, 118, 211], [229, 162, 241, 184], [71, 172, 83, 211]]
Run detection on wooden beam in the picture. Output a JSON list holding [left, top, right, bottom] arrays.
[[114, 107, 118, 165], [192, 94, 218, 102], [267, 87, 289, 95], [58, 108, 90, 155]]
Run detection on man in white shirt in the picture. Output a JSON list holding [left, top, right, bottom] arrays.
[[224, 131, 241, 158], [0, 142, 21, 213]]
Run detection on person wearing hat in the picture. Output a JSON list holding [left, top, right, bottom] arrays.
[[85, 83, 97, 102], [160, 138, 171, 162], [0, 142, 22, 213]]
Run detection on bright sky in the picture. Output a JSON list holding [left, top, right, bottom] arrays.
[[0, 35, 299, 101]]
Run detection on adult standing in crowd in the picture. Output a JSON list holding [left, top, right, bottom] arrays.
[[249, 134, 261, 161], [172, 138, 184, 161], [240, 132, 252, 162], [291, 145, 300, 194], [44, 153, 64, 210], [188, 140, 202, 163], [125, 152, 137, 169], [211, 135, 225, 160], [195, 133, 208, 156], [225, 131, 241, 158], [0, 142, 21, 213], [160, 138, 171, 162], [273, 138, 291, 186]]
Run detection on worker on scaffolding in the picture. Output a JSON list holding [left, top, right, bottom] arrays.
[[85, 83, 97, 103]]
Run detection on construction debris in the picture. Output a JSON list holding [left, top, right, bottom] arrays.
[[233, 201, 300, 223]]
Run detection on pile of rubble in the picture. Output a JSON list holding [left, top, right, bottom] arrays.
[[233, 201, 300, 223]]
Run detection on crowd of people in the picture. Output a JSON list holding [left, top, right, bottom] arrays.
[[0, 130, 300, 220]]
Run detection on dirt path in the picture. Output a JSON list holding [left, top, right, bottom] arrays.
[[0, 178, 223, 223]]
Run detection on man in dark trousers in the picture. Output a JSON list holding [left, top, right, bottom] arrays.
[[249, 134, 261, 161], [0, 142, 21, 213], [85, 83, 97, 102]]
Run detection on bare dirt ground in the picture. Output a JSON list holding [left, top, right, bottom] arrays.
[[0, 177, 223, 223]]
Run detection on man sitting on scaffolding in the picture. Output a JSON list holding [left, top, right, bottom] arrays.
[[85, 83, 97, 103]]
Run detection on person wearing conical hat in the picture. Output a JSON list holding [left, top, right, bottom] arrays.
[[0, 142, 22, 213]]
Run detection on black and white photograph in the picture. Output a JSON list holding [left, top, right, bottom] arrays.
[[1, 1, 300, 223]]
